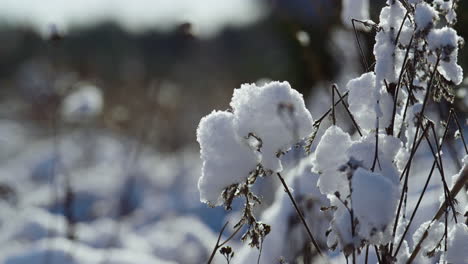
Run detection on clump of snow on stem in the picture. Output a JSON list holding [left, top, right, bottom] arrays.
[[347, 134, 402, 184], [434, 0, 458, 24], [373, 0, 408, 86], [312, 125, 352, 196], [197, 111, 260, 206], [414, 2, 438, 32], [61, 84, 103, 122], [427, 27, 463, 85], [351, 168, 398, 242], [313, 125, 402, 249], [231, 81, 313, 172], [197, 81, 313, 206], [346, 72, 397, 133]]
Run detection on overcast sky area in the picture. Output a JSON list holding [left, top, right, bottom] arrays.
[[0, 0, 267, 37]]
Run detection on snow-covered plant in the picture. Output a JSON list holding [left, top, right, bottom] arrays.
[[61, 83, 103, 123], [197, 81, 317, 253], [197, 1, 467, 263]]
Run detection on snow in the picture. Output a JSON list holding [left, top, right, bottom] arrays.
[[427, 27, 463, 85], [230, 81, 313, 172], [346, 72, 380, 131], [373, 0, 408, 86], [450, 155, 468, 189], [312, 125, 352, 174], [341, 0, 369, 29], [0, 128, 217, 264], [444, 223, 468, 264], [0, 207, 66, 244], [61, 84, 104, 122], [312, 125, 352, 196], [446, 9, 457, 25], [414, 2, 438, 31], [313, 125, 402, 198], [427, 27, 460, 51], [412, 220, 445, 255], [351, 168, 398, 242], [3, 237, 177, 264], [3, 0, 468, 263], [347, 134, 402, 185], [139, 216, 217, 264], [327, 198, 355, 251], [197, 110, 260, 206]]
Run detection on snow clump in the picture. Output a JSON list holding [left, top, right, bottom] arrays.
[[197, 81, 313, 206]]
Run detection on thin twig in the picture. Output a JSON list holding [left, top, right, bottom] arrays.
[[389, 35, 414, 136], [391, 112, 456, 256], [276, 172, 323, 256], [371, 115, 380, 172], [351, 19, 369, 71], [427, 122, 458, 223], [332, 86, 336, 126], [392, 123, 431, 248], [314, 91, 349, 125], [332, 84, 363, 136], [206, 221, 243, 264], [451, 109, 468, 155]]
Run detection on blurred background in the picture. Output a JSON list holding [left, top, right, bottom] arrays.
[[0, 0, 467, 263]]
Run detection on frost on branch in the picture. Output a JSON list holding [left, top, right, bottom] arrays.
[[231, 81, 313, 172], [197, 110, 260, 206]]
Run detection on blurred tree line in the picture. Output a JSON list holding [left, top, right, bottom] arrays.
[[0, 0, 466, 151]]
